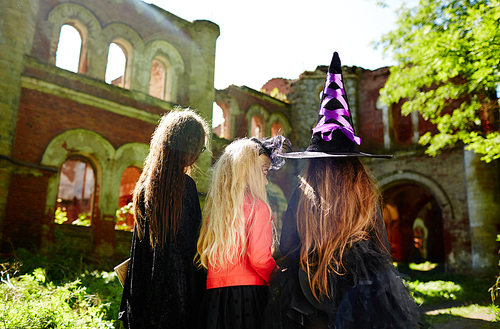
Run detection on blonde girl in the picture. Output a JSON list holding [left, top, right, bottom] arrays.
[[197, 136, 289, 329]]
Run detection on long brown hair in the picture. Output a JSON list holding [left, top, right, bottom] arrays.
[[133, 108, 208, 249], [297, 157, 385, 300]]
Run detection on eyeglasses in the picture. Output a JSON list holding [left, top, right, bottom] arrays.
[[201, 146, 206, 153]]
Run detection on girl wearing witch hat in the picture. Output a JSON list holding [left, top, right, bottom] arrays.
[[197, 136, 290, 329], [264, 52, 420, 329]]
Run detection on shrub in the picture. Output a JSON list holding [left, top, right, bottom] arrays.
[[0, 266, 115, 328]]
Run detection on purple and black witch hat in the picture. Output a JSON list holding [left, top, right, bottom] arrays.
[[280, 52, 392, 159]]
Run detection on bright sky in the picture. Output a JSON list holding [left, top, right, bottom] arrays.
[[146, 0, 410, 126], [55, 0, 413, 127], [146, 0, 408, 91]]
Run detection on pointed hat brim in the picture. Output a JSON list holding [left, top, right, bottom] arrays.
[[277, 151, 392, 159], [279, 51, 393, 159]]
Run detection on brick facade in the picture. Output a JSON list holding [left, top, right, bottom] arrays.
[[1, 0, 498, 274], [216, 64, 500, 274], [0, 0, 219, 262]]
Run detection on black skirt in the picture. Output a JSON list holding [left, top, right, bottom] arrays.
[[202, 285, 269, 329]]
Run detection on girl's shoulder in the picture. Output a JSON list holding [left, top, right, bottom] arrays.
[[243, 196, 270, 219], [243, 195, 266, 207], [185, 174, 196, 186]]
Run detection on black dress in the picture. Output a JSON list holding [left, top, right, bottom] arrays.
[[118, 175, 207, 329], [264, 187, 420, 329]]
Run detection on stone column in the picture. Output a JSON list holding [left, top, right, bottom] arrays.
[[0, 0, 40, 247], [189, 20, 220, 193], [464, 149, 500, 274]]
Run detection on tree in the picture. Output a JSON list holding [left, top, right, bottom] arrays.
[[378, 0, 500, 162]]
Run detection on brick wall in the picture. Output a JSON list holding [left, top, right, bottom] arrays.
[[13, 88, 157, 164]]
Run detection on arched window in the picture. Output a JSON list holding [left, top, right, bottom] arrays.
[[116, 166, 141, 231], [213, 102, 230, 139], [55, 24, 83, 73], [149, 56, 172, 101], [251, 115, 265, 139], [55, 158, 95, 226], [105, 43, 126, 87], [271, 121, 284, 137]]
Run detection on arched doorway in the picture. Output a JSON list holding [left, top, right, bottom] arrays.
[[382, 183, 445, 264]]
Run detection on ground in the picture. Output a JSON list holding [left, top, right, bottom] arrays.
[[421, 301, 500, 328]]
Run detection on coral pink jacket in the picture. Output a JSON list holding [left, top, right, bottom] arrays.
[[206, 197, 276, 289]]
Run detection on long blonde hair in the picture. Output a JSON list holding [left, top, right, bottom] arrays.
[[297, 157, 385, 300], [133, 108, 209, 249], [197, 138, 271, 269]]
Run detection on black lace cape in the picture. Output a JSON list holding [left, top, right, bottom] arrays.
[[264, 187, 420, 329], [118, 175, 206, 329]]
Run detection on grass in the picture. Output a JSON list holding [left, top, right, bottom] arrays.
[[424, 304, 499, 328], [397, 262, 500, 326], [0, 241, 499, 328], [0, 228, 125, 328], [0, 266, 120, 328]]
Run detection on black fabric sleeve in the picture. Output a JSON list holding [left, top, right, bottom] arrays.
[[373, 203, 391, 254], [279, 186, 302, 258]]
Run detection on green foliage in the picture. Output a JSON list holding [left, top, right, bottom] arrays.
[[73, 212, 91, 227], [408, 261, 438, 271], [0, 266, 115, 328], [491, 304, 500, 322], [378, 0, 500, 162], [54, 207, 91, 226], [115, 202, 133, 232], [79, 270, 124, 324], [54, 207, 68, 224], [399, 263, 492, 307], [488, 234, 500, 320], [260, 87, 289, 103], [13, 227, 115, 283], [408, 279, 462, 305]]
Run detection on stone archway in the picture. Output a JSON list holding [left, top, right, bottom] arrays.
[[382, 183, 445, 264], [378, 171, 453, 265]]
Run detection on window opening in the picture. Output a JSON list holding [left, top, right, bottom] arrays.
[[55, 24, 82, 73], [55, 158, 95, 226], [149, 59, 166, 100], [271, 121, 284, 137], [116, 167, 141, 231], [105, 43, 127, 87], [213, 102, 228, 138], [251, 115, 265, 139]]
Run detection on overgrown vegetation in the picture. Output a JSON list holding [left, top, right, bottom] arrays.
[[0, 237, 498, 328], [115, 202, 133, 232], [378, 0, 500, 162], [0, 227, 125, 328], [488, 234, 500, 321], [398, 262, 498, 325], [54, 207, 91, 227], [0, 265, 118, 328]]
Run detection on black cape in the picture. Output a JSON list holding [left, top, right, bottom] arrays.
[[118, 175, 206, 329], [264, 187, 420, 329]]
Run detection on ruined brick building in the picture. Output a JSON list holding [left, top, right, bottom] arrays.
[[0, 0, 219, 260], [215, 65, 500, 275], [1, 0, 499, 274]]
